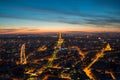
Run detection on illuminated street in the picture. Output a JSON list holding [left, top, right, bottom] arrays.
[[0, 32, 120, 80]]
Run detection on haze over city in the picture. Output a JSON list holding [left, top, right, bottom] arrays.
[[0, 0, 120, 34]]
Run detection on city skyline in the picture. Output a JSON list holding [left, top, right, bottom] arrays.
[[0, 0, 120, 34], [0, 32, 120, 80]]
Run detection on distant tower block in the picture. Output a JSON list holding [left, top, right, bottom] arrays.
[[105, 43, 112, 51], [56, 32, 64, 49], [20, 43, 27, 64]]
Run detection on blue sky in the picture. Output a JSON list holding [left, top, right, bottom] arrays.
[[0, 0, 120, 33]]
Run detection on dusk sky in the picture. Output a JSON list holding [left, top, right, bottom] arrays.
[[0, 0, 120, 34]]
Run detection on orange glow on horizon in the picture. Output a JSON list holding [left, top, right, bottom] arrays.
[[0, 29, 69, 34], [0, 26, 120, 34]]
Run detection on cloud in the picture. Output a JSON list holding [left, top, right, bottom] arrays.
[[86, 17, 120, 27], [0, 13, 45, 21], [0, 29, 21, 34], [5, 6, 88, 17], [0, 28, 42, 34], [0, 11, 85, 25], [1, 11, 120, 27], [0, 4, 120, 27]]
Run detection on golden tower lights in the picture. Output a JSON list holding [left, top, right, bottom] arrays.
[[20, 43, 27, 64]]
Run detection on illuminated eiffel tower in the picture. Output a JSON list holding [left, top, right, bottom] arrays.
[[20, 43, 27, 64]]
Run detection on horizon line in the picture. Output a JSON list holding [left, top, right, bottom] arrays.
[[1, 30, 120, 35]]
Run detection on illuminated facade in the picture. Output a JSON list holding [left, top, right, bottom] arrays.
[[20, 43, 27, 64], [56, 32, 64, 49]]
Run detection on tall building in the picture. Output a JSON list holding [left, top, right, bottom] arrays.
[[59, 32, 62, 39], [20, 43, 27, 64], [57, 32, 64, 49]]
